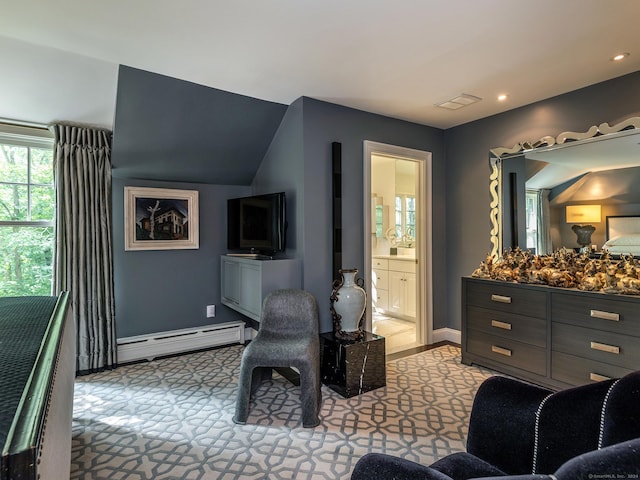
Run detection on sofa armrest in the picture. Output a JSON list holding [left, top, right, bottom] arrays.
[[351, 453, 452, 480], [553, 438, 640, 480], [466, 376, 553, 474]]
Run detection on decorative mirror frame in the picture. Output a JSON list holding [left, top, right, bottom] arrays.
[[488, 116, 640, 258]]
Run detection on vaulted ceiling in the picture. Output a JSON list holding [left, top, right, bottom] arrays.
[[1, 0, 639, 129]]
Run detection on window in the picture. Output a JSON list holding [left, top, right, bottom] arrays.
[[0, 124, 55, 296], [395, 194, 416, 243]]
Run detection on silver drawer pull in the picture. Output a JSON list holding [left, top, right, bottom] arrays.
[[491, 320, 512, 331], [491, 345, 512, 357], [491, 294, 512, 304], [590, 372, 612, 382], [590, 341, 620, 355], [590, 310, 620, 322]]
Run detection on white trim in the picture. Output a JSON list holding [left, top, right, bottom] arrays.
[[117, 321, 245, 363], [598, 378, 620, 449], [363, 141, 433, 346], [431, 328, 461, 345], [532, 393, 554, 474]]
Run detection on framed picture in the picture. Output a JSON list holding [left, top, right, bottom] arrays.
[[124, 186, 199, 251]]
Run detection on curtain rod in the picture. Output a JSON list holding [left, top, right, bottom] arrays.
[[0, 117, 48, 130]]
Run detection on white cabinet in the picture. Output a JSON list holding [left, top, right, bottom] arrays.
[[372, 257, 416, 318], [372, 262, 389, 311], [221, 255, 301, 321]]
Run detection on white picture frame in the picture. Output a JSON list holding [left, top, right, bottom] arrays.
[[124, 186, 199, 251]]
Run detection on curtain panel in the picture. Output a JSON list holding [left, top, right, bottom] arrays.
[[52, 124, 116, 374]]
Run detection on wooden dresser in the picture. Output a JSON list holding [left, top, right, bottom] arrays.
[[462, 277, 640, 389]]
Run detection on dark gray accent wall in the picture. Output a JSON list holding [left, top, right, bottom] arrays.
[[253, 97, 446, 333], [110, 65, 280, 338], [445, 71, 640, 331], [251, 97, 305, 258], [112, 177, 250, 337], [111, 66, 287, 185]]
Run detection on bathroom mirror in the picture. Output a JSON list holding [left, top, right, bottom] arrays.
[[488, 117, 640, 258]]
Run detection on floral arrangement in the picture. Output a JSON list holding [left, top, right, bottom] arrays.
[[472, 247, 640, 295]]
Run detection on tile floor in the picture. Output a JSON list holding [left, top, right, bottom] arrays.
[[371, 312, 417, 354]]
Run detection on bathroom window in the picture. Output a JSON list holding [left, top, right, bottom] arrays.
[[525, 189, 539, 253], [395, 195, 415, 242]]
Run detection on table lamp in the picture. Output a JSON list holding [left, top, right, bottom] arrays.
[[566, 204, 601, 249]]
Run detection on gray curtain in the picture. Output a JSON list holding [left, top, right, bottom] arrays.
[[52, 124, 116, 374], [537, 189, 552, 255]]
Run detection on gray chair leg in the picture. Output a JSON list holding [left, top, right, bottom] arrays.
[[233, 361, 252, 425], [299, 363, 321, 428], [234, 364, 274, 425]]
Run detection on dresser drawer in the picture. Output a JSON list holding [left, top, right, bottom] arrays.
[[551, 293, 640, 336], [467, 330, 546, 376], [552, 322, 640, 370], [388, 259, 416, 273], [467, 306, 546, 347], [372, 258, 389, 269], [372, 269, 389, 290], [465, 280, 547, 319], [552, 351, 634, 386]]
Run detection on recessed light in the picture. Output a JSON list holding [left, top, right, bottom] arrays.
[[611, 52, 630, 61], [497, 94, 508, 102]]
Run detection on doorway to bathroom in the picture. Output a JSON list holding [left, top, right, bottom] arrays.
[[363, 141, 433, 355]]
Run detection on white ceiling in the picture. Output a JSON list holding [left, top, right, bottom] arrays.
[[1, 0, 639, 129]]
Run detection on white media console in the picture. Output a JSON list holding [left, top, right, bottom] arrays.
[[220, 255, 302, 321]]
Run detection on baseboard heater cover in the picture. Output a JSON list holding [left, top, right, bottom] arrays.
[[117, 321, 246, 363]]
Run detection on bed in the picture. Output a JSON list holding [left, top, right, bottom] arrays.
[[0, 293, 74, 480], [602, 215, 640, 256]]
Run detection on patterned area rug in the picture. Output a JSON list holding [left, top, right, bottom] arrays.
[[71, 344, 494, 479]]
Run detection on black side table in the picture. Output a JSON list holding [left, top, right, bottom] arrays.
[[320, 332, 386, 398]]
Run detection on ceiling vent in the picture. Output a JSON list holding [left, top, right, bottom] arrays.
[[436, 94, 482, 110]]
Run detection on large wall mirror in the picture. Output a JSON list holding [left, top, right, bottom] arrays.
[[489, 117, 640, 258]]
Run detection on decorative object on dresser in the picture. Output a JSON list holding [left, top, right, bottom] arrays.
[[462, 276, 640, 389], [330, 268, 367, 339], [472, 246, 640, 295]]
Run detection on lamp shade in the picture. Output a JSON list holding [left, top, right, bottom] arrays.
[[566, 205, 601, 224]]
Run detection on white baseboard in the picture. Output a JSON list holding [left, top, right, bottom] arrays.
[[432, 327, 461, 345], [117, 321, 246, 363]]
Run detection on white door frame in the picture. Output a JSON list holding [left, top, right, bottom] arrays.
[[363, 141, 433, 346]]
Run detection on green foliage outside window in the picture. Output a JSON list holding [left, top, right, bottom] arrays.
[[0, 139, 55, 296]]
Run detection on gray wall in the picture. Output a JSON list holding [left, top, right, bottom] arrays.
[[112, 178, 250, 337], [252, 97, 305, 258], [111, 66, 287, 184], [283, 98, 445, 332], [444, 70, 640, 330], [111, 66, 284, 337], [110, 63, 640, 339]]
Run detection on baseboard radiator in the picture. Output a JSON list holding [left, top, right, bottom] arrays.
[[117, 321, 246, 363]]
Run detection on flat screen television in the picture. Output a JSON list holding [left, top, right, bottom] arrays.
[[227, 192, 286, 257]]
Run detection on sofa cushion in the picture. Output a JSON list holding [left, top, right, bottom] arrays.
[[430, 452, 506, 479], [350, 453, 452, 480]]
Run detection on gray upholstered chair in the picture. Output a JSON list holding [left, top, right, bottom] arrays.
[[233, 289, 321, 428]]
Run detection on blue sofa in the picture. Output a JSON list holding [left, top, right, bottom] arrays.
[[351, 371, 640, 479]]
